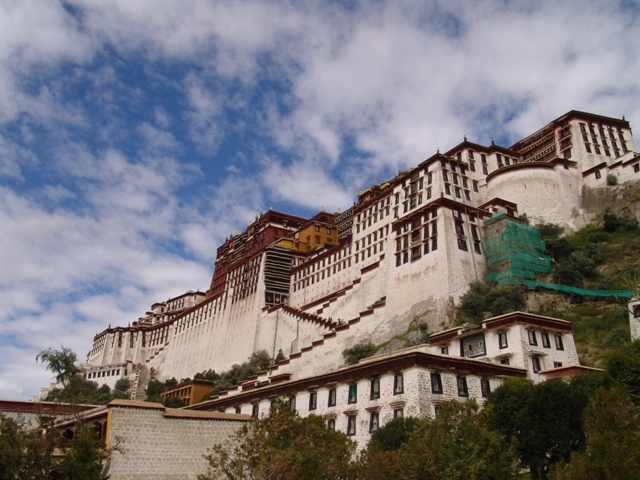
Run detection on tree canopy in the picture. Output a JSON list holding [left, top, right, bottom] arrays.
[[199, 401, 356, 480]]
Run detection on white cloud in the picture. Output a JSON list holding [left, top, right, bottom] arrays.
[[1, 0, 640, 399]]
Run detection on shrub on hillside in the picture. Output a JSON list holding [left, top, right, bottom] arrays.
[[538, 222, 564, 238], [460, 282, 526, 320], [342, 342, 378, 365], [603, 210, 639, 233], [545, 238, 575, 263]]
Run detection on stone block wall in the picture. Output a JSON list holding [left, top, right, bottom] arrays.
[[107, 402, 249, 480]]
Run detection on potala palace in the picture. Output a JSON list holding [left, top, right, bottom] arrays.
[[77, 110, 640, 452]]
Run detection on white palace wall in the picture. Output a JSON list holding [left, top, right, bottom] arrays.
[[83, 110, 639, 400], [486, 163, 587, 231]]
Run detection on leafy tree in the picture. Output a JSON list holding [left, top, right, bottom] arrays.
[[112, 378, 131, 400], [603, 210, 639, 233], [162, 397, 185, 408], [460, 282, 526, 320], [45, 375, 113, 405], [194, 369, 219, 382], [605, 340, 640, 402], [37, 347, 81, 388], [545, 238, 574, 263], [368, 416, 419, 453], [198, 350, 276, 400], [485, 376, 605, 479], [342, 341, 377, 365], [199, 401, 356, 480], [145, 378, 166, 403], [549, 387, 640, 480], [22, 346, 111, 479], [395, 401, 519, 480], [0, 413, 57, 479], [552, 261, 584, 287], [274, 349, 286, 363], [537, 223, 564, 239], [53, 424, 107, 479]]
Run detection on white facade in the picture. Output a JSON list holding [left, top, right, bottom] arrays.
[[82, 110, 638, 399], [189, 344, 526, 450], [629, 298, 640, 341], [428, 312, 580, 383]]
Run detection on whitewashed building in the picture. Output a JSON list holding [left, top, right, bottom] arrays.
[[82, 110, 638, 399]]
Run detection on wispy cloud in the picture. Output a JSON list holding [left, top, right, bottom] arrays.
[[1, 0, 639, 398]]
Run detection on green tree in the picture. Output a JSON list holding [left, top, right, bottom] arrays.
[[603, 210, 639, 233], [368, 416, 419, 453], [549, 387, 640, 479], [460, 282, 526, 320], [2, 346, 112, 479], [274, 349, 286, 363], [545, 238, 574, 263], [358, 416, 419, 480], [605, 340, 640, 402], [112, 378, 131, 400], [395, 401, 519, 480], [163, 397, 185, 408], [194, 369, 219, 382], [342, 342, 377, 365], [37, 347, 81, 388], [199, 401, 356, 480], [0, 413, 57, 479], [485, 376, 604, 479]]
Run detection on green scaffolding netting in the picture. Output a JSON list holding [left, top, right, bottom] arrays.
[[481, 212, 633, 298], [483, 213, 552, 281]]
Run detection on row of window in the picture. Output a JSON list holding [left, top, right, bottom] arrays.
[[355, 205, 391, 233], [430, 373, 491, 398], [245, 372, 493, 436], [526, 330, 564, 350], [85, 368, 125, 379]]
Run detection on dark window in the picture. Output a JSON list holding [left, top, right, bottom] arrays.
[[481, 379, 491, 397], [634, 163, 640, 173], [457, 376, 468, 397], [554, 361, 563, 368], [500, 358, 510, 365], [348, 384, 357, 404], [289, 396, 296, 412], [528, 330, 538, 346], [554, 334, 564, 351], [327, 418, 335, 430], [541, 332, 550, 348], [441, 346, 449, 355], [235, 406, 241, 414], [431, 372, 443, 394], [309, 392, 317, 411], [369, 411, 379, 432], [252, 404, 259, 418], [394, 373, 404, 395], [347, 416, 356, 436], [595, 170, 601, 179], [532, 356, 542, 373], [370, 378, 380, 400], [498, 331, 508, 349], [328, 388, 336, 407], [394, 408, 404, 418]]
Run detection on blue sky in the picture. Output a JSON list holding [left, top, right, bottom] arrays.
[[1, 0, 639, 399]]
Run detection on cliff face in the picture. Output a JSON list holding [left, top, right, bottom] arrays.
[[582, 182, 640, 224]]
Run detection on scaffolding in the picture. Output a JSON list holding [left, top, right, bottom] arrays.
[[483, 212, 552, 286], [482, 212, 633, 298]]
